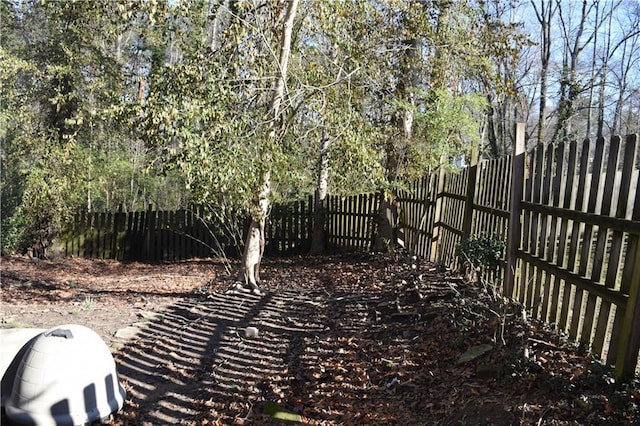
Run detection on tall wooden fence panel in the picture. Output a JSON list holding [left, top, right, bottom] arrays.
[[64, 194, 380, 261], [471, 155, 512, 283], [516, 135, 640, 379], [397, 130, 640, 380], [265, 196, 314, 255], [436, 166, 469, 267], [64, 206, 231, 262], [472, 156, 511, 241], [399, 156, 512, 276]]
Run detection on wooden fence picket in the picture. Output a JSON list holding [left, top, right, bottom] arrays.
[[551, 138, 571, 320], [504, 122, 525, 298], [535, 144, 553, 321], [526, 144, 540, 287], [594, 136, 634, 360], [569, 137, 604, 340], [580, 137, 619, 347], [558, 140, 590, 329], [545, 141, 567, 325]]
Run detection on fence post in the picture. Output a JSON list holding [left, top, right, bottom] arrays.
[[144, 204, 153, 260], [430, 157, 447, 262], [504, 123, 526, 298], [616, 244, 640, 381], [615, 135, 640, 381], [461, 144, 480, 240], [114, 204, 124, 260]]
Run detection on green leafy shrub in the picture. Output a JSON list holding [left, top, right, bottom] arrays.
[[457, 233, 506, 275], [1, 208, 28, 255]]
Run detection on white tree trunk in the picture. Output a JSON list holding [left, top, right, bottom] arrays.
[[240, 0, 299, 293], [310, 133, 330, 254]]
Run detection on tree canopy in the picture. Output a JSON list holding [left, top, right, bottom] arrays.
[[2, 0, 639, 255]]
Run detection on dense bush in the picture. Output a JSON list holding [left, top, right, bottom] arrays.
[[457, 233, 506, 275]]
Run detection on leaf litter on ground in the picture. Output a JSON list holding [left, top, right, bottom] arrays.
[[2, 253, 639, 425]]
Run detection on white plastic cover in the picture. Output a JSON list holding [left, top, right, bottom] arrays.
[[1, 328, 46, 405], [4, 324, 126, 426]]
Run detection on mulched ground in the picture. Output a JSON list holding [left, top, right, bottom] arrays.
[[1, 253, 639, 425]]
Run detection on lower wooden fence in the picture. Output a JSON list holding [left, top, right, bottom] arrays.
[[62, 193, 380, 262], [63, 206, 237, 262]]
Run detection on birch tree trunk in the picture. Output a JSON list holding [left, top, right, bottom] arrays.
[[240, 0, 299, 293], [611, 14, 640, 135], [552, 0, 593, 143], [531, 0, 555, 145], [597, 2, 614, 138], [585, 1, 599, 137], [310, 132, 330, 254]]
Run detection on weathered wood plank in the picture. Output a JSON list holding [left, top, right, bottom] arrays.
[[605, 135, 639, 364], [535, 145, 554, 320], [571, 137, 605, 341], [543, 143, 564, 323], [581, 136, 620, 349], [524, 144, 544, 309], [558, 140, 591, 330], [538, 144, 556, 321], [505, 123, 525, 298], [551, 141, 577, 328]]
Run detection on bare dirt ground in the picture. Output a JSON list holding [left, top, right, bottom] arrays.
[[1, 256, 220, 350], [2, 254, 639, 425]]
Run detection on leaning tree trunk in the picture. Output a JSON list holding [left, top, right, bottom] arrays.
[[240, 0, 299, 292], [375, 31, 418, 252], [374, 193, 399, 252]]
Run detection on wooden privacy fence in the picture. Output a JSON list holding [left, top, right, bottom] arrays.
[[264, 196, 314, 256], [63, 206, 240, 262], [265, 193, 379, 254], [63, 193, 379, 261], [397, 125, 640, 380]]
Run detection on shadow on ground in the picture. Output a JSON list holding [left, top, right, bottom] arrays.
[[9, 255, 629, 424], [114, 288, 332, 424], [111, 261, 519, 425]]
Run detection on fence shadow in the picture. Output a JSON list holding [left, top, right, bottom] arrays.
[[113, 288, 333, 424]]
